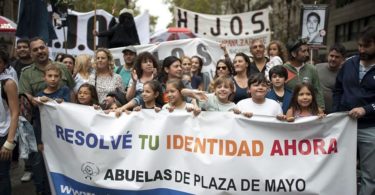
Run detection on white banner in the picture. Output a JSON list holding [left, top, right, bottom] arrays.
[[40, 102, 357, 195], [174, 7, 272, 56], [110, 38, 223, 79], [49, 9, 150, 58]]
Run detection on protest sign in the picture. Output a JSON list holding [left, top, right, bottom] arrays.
[[40, 102, 356, 195]]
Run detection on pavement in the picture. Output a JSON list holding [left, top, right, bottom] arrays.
[[10, 160, 36, 195]]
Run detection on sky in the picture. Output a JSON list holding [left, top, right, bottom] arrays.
[[136, 0, 173, 32]]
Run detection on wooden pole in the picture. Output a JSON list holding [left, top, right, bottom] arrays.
[[93, 0, 97, 51]]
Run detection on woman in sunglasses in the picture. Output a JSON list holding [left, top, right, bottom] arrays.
[[214, 59, 234, 79]]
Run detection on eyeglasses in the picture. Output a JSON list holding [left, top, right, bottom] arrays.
[[217, 66, 227, 70]]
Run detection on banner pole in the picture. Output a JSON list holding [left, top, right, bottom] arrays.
[[93, 0, 97, 51]]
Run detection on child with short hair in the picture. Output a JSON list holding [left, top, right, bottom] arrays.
[[266, 65, 292, 114], [281, 83, 325, 122], [237, 73, 283, 117], [36, 63, 71, 103]]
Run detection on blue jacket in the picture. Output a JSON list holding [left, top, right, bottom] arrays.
[[266, 88, 292, 114], [333, 55, 375, 129]]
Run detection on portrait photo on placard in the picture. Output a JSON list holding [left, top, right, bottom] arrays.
[[300, 5, 328, 45]]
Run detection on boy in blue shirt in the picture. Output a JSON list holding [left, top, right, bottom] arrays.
[[266, 65, 292, 114]]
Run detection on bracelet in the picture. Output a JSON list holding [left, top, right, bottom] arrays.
[[3, 140, 16, 151]]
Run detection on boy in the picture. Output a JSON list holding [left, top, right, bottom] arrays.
[[237, 73, 283, 117], [266, 65, 292, 114], [36, 63, 71, 103]]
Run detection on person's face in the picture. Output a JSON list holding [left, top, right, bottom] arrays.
[[297, 86, 313, 108], [233, 56, 248, 73], [327, 50, 344, 69], [44, 70, 60, 89], [307, 15, 319, 34], [166, 84, 182, 106], [62, 57, 74, 74], [214, 83, 232, 102], [268, 44, 279, 57], [142, 84, 158, 103], [248, 82, 268, 100], [271, 74, 285, 88], [165, 61, 182, 79], [191, 57, 201, 73], [123, 51, 136, 65], [181, 58, 192, 73], [141, 58, 154, 73], [16, 42, 30, 59], [358, 40, 375, 61], [96, 51, 109, 70], [216, 62, 230, 77], [30, 39, 49, 65], [293, 45, 309, 64], [78, 87, 93, 105], [250, 40, 265, 60]]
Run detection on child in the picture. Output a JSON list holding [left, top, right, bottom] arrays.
[[182, 76, 239, 112], [282, 83, 325, 122], [162, 79, 200, 115], [76, 83, 99, 106], [265, 41, 287, 81], [35, 63, 71, 103], [237, 73, 283, 117], [266, 65, 292, 114], [117, 80, 163, 113]]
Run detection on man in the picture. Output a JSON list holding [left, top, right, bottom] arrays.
[[115, 45, 137, 91], [333, 26, 375, 195], [249, 39, 268, 76], [18, 37, 74, 195], [283, 38, 325, 109], [11, 38, 33, 79], [316, 43, 346, 113]]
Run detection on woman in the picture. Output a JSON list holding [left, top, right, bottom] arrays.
[[214, 59, 233, 79], [181, 56, 192, 74], [158, 56, 184, 103], [126, 52, 158, 103], [88, 48, 124, 103], [73, 54, 92, 93], [61, 54, 75, 75], [232, 52, 251, 103], [0, 50, 19, 195], [191, 55, 210, 91]]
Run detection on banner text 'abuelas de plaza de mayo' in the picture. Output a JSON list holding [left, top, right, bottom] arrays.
[[40, 102, 356, 195]]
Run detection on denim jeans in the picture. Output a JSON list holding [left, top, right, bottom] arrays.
[[358, 126, 375, 195], [30, 151, 51, 195], [0, 135, 11, 195]]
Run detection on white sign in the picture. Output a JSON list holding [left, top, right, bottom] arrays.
[[174, 7, 272, 57], [49, 9, 150, 58], [40, 102, 357, 195]]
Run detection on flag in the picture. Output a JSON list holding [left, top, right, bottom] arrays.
[[16, 0, 57, 43]]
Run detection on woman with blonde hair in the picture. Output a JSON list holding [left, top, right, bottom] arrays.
[[73, 54, 92, 92], [88, 48, 124, 103]]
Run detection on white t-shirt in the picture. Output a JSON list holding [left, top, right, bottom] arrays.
[[162, 102, 194, 110], [199, 93, 237, 111], [236, 98, 283, 116]]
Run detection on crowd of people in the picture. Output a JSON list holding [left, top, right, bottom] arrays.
[[0, 25, 374, 195]]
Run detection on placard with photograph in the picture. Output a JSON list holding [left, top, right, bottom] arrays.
[[300, 4, 328, 46]]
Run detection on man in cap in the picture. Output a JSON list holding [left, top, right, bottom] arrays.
[[115, 46, 137, 92]]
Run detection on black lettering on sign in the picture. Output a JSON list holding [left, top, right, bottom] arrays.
[[87, 15, 108, 50], [210, 18, 221, 36], [194, 14, 199, 34], [197, 44, 212, 66], [65, 14, 78, 49], [177, 9, 187, 28], [251, 12, 265, 34], [171, 48, 184, 58], [230, 16, 243, 36]]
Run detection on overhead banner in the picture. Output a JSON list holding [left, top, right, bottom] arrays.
[[49, 9, 150, 58], [110, 38, 223, 79], [174, 7, 272, 56], [40, 102, 356, 195]]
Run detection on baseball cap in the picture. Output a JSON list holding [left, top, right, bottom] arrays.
[[122, 46, 137, 54], [286, 38, 309, 53]]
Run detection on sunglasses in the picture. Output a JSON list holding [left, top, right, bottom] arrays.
[[217, 66, 227, 70]]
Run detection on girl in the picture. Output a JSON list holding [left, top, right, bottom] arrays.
[[76, 83, 99, 106], [283, 83, 325, 122], [182, 76, 239, 112], [265, 41, 288, 80], [163, 79, 200, 116]]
